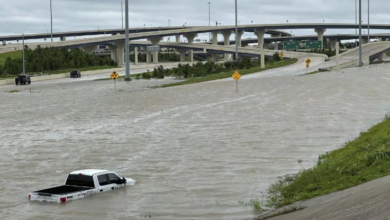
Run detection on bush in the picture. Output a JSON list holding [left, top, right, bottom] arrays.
[[142, 70, 151, 79]]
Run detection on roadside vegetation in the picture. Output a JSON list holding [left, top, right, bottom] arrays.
[[0, 46, 118, 78], [117, 53, 297, 86], [262, 114, 390, 209]]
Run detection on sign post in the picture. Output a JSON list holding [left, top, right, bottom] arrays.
[[232, 71, 241, 91], [305, 58, 311, 74], [110, 71, 120, 92]]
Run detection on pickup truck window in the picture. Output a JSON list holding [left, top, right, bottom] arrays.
[[98, 174, 109, 186], [65, 174, 95, 188], [108, 173, 121, 183]]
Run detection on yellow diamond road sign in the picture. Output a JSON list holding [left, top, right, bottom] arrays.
[[306, 64, 310, 68], [305, 58, 311, 64], [232, 71, 241, 81], [110, 71, 119, 79]]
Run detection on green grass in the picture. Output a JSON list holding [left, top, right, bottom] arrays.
[[386, 51, 390, 56], [8, 90, 20, 93], [305, 70, 320, 75], [268, 115, 390, 207], [0, 51, 22, 66], [161, 59, 298, 88]]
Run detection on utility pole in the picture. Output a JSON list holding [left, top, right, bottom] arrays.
[[208, 2, 211, 42], [22, 34, 25, 74], [124, 0, 131, 81], [359, 0, 362, 67], [50, 0, 53, 42], [355, 0, 357, 47], [235, 0, 238, 60], [121, 0, 124, 29], [368, 0, 370, 43]]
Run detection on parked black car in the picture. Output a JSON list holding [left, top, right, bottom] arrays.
[[70, 70, 81, 78], [15, 74, 31, 85]]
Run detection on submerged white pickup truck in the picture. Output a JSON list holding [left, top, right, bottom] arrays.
[[28, 169, 136, 203]]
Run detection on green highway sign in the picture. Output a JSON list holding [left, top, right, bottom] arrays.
[[283, 41, 299, 50], [305, 41, 322, 49]]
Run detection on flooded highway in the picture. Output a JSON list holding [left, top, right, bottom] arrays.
[[1, 64, 390, 219]]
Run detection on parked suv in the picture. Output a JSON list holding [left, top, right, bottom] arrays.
[[15, 74, 31, 85], [70, 70, 81, 78]]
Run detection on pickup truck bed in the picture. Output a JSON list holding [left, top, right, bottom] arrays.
[[35, 185, 93, 196]]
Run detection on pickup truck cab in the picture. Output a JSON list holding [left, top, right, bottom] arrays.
[[15, 74, 31, 85], [28, 169, 135, 203]]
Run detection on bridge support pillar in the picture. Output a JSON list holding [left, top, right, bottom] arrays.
[[176, 48, 189, 63], [108, 45, 117, 63], [147, 37, 163, 64], [209, 52, 218, 62], [212, 32, 218, 45], [183, 33, 197, 63], [60, 36, 66, 41], [236, 30, 245, 47], [81, 45, 98, 54], [271, 34, 281, 50], [329, 39, 338, 50], [176, 35, 181, 43], [2, 40, 5, 46], [134, 47, 138, 65], [146, 52, 152, 63], [315, 28, 326, 49], [113, 41, 125, 66], [221, 31, 232, 61], [260, 49, 265, 69], [254, 29, 267, 49]]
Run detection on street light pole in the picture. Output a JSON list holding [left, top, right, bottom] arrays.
[[22, 34, 25, 74], [124, 0, 131, 81], [355, 0, 357, 47], [235, 0, 238, 60], [368, 0, 370, 43], [50, 0, 53, 42], [121, 0, 123, 29], [359, 0, 362, 67], [168, 19, 170, 27], [208, 2, 211, 42]]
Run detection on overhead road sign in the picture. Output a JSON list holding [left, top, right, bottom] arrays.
[[146, 46, 160, 52], [283, 41, 299, 50], [305, 41, 322, 49]]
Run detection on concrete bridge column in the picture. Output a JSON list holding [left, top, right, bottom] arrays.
[[183, 33, 198, 63], [315, 28, 326, 49], [146, 52, 152, 63], [209, 52, 218, 62], [2, 40, 6, 46], [81, 45, 98, 54], [134, 47, 138, 65], [329, 39, 338, 50], [147, 37, 163, 64], [113, 41, 125, 66], [60, 36, 66, 41], [212, 32, 218, 45], [260, 49, 265, 69], [108, 45, 117, 63], [221, 31, 232, 61], [176, 35, 181, 43], [236, 30, 245, 47], [176, 48, 189, 63], [254, 29, 267, 49], [271, 34, 281, 50]]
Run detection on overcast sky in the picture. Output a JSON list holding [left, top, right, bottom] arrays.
[[1, 0, 389, 42]]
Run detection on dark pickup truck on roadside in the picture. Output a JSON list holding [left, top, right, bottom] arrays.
[[15, 74, 31, 85]]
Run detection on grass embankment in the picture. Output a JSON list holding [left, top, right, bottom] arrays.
[[0, 65, 120, 80], [269, 115, 390, 207], [161, 59, 298, 88], [386, 51, 390, 57], [0, 51, 22, 66]]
